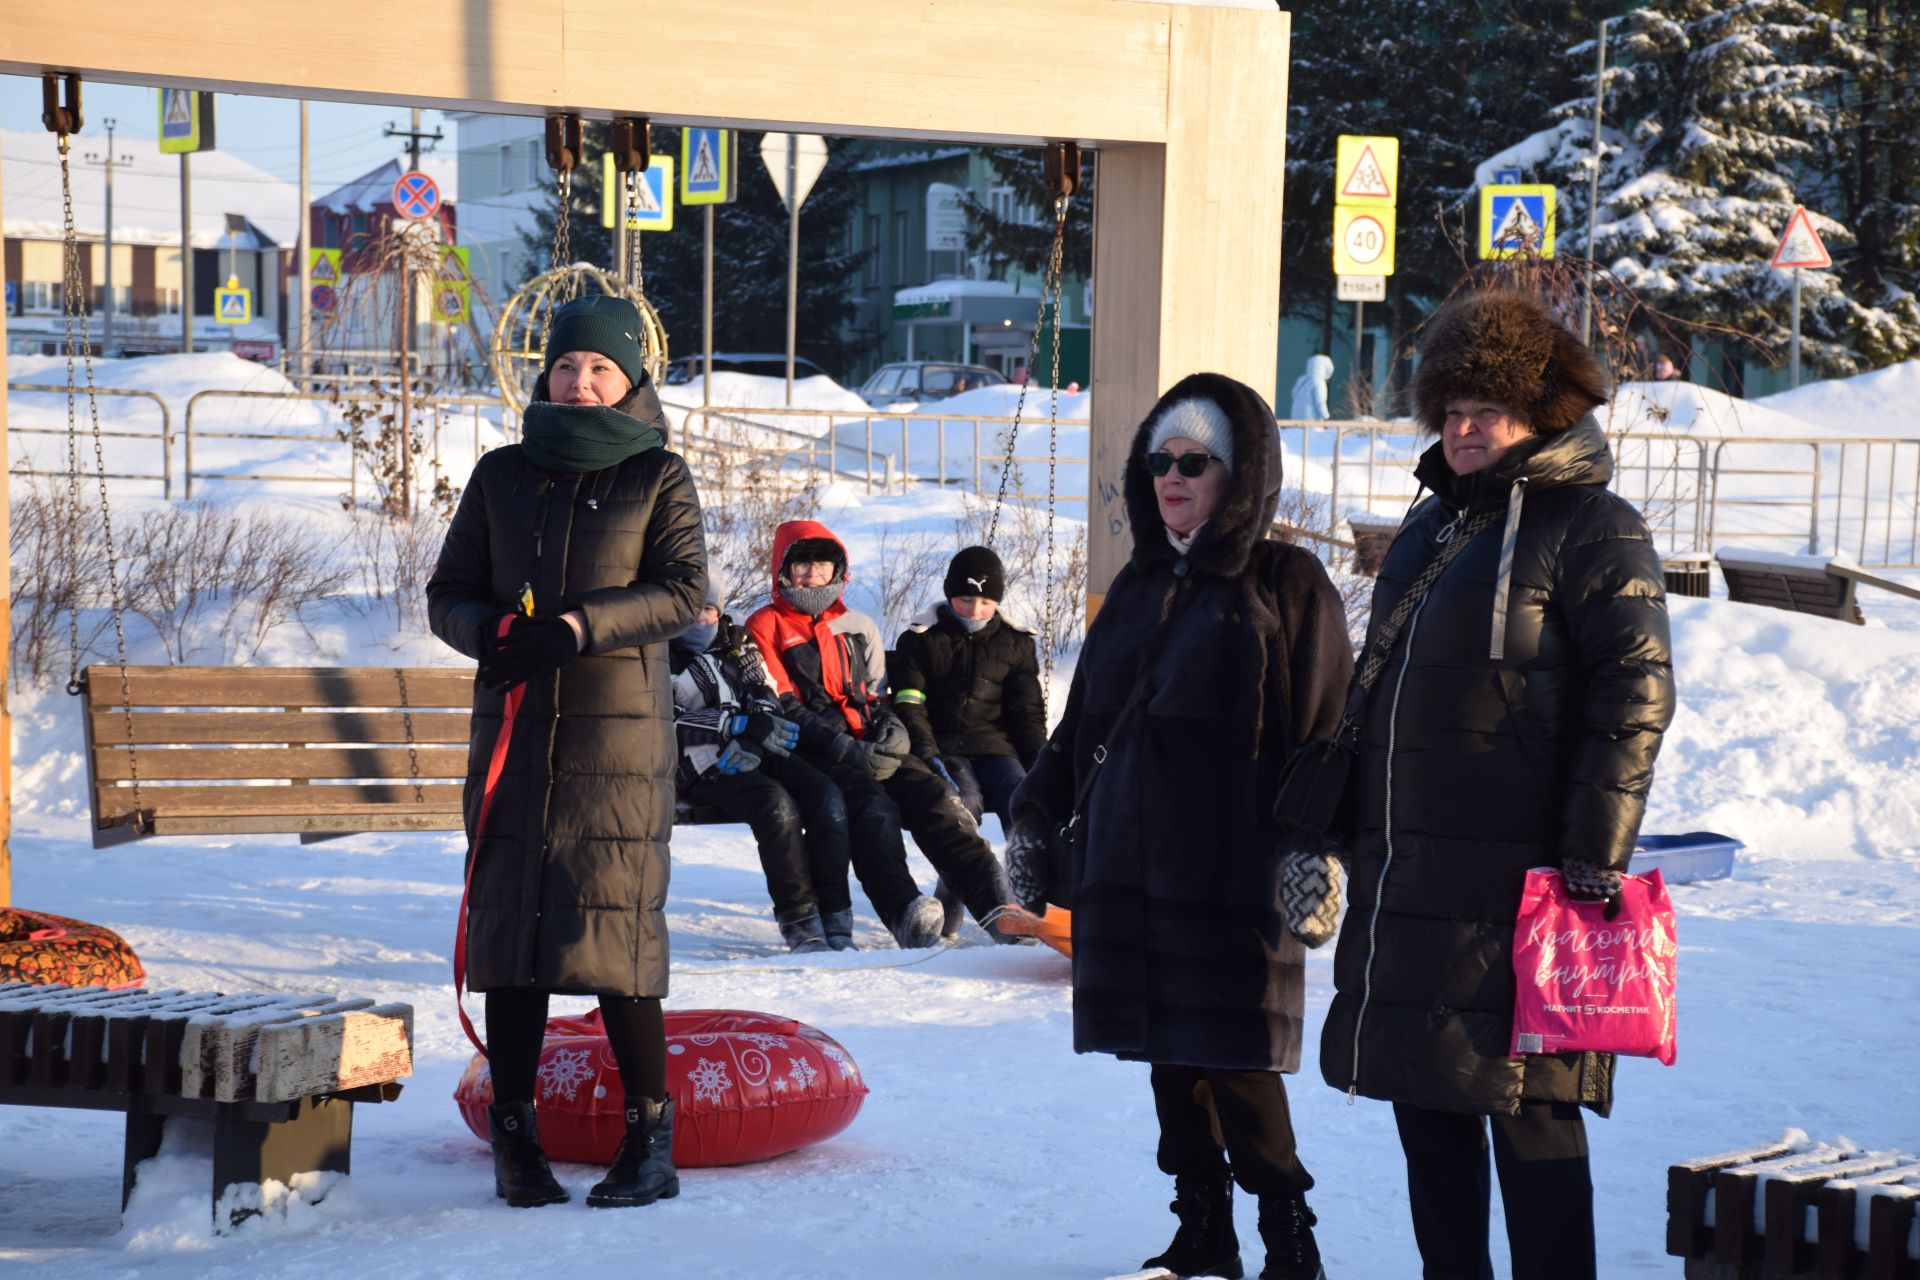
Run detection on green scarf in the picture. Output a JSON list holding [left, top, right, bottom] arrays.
[[519, 402, 664, 473]]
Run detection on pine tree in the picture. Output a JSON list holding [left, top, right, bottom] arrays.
[[961, 147, 1093, 279], [519, 128, 876, 379]]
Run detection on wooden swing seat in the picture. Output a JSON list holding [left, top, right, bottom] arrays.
[[78, 664, 731, 846]]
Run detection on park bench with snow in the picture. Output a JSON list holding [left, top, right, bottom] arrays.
[[0, 982, 412, 1231], [1717, 546, 1920, 625]]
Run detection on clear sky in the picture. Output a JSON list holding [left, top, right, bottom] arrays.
[[0, 74, 456, 189]]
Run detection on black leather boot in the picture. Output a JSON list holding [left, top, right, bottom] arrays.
[[488, 1102, 569, 1207], [1256, 1192, 1326, 1280], [1142, 1172, 1243, 1279], [820, 908, 859, 951], [586, 1096, 681, 1208], [776, 906, 830, 953]]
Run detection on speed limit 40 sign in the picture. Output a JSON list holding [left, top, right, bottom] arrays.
[[1334, 206, 1396, 276]]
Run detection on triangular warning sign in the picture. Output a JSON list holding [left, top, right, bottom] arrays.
[[1341, 144, 1393, 200], [438, 251, 469, 282], [164, 90, 191, 127], [310, 254, 337, 283], [1492, 198, 1542, 251], [1771, 205, 1832, 269], [690, 135, 718, 186], [631, 173, 663, 215]]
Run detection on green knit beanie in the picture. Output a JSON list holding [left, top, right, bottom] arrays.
[[543, 295, 647, 388]]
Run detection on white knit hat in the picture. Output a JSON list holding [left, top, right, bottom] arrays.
[[1146, 396, 1235, 472]]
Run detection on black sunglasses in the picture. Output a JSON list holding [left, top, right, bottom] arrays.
[[1145, 450, 1215, 478]]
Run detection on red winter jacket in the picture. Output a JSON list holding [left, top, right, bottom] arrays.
[[744, 520, 891, 744]]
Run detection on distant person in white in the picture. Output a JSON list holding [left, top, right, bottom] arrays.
[[1289, 353, 1333, 420]]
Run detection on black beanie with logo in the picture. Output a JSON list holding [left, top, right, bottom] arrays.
[[944, 545, 1006, 602]]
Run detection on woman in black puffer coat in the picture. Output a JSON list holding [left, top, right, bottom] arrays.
[[1322, 290, 1675, 1280], [428, 295, 707, 1212], [1008, 373, 1353, 1280]]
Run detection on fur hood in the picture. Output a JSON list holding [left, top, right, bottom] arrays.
[[1123, 372, 1283, 579], [1411, 289, 1609, 436]]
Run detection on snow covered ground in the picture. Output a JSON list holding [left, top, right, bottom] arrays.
[[4, 355, 1920, 1276]]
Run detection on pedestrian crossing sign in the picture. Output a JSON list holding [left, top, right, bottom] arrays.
[[1479, 184, 1557, 259], [601, 154, 676, 232], [309, 248, 342, 284], [214, 278, 252, 324], [681, 127, 737, 205], [157, 88, 216, 155]]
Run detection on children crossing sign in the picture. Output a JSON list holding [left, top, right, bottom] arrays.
[[1771, 205, 1832, 269], [602, 154, 676, 231], [1333, 134, 1398, 282], [309, 248, 342, 284], [432, 246, 471, 324], [1335, 135, 1398, 207], [681, 127, 737, 205], [214, 276, 251, 324], [1479, 184, 1557, 259]]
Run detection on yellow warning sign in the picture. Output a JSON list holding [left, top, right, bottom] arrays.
[[432, 282, 470, 325], [1335, 135, 1398, 208], [437, 245, 471, 283], [309, 247, 342, 284], [1333, 206, 1395, 276]]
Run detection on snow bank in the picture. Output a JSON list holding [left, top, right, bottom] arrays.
[[1756, 360, 1920, 438], [1606, 379, 1830, 439]]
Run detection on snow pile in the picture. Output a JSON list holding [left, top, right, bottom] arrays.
[[1756, 360, 1920, 438], [1605, 379, 1830, 439]]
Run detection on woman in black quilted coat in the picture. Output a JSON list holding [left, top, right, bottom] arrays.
[[427, 295, 707, 1212], [1322, 290, 1675, 1280], [1007, 373, 1353, 1280]]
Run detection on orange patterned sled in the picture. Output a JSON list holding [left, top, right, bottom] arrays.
[[995, 906, 1073, 956], [0, 908, 145, 989]]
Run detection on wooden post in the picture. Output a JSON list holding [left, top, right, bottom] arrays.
[[0, 122, 11, 908]]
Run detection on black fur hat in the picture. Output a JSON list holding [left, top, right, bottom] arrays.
[[1411, 289, 1609, 436]]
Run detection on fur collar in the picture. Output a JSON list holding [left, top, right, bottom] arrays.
[[1122, 372, 1283, 578]]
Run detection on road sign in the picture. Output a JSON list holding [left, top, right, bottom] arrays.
[[392, 171, 441, 221], [1335, 135, 1398, 208], [1334, 207, 1396, 276], [602, 154, 676, 232], [1337, 274, 1386, 302], [157, 88, 216, 154], [4, 280, 14, 310], [214, 277, 251, 324], [432, 283, 470, 324], [1495, 167, 1523, 185], [1771, 205, 1831, 269], [310, 283, 336, 312], [1479, 184, 1557, 259], [681, 127, 737, 205], [758, 133, 829, 211], [309, 247, 342, 284]]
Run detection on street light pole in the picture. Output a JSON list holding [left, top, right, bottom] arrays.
[[84, 119, 132, 356], [1581, 16, 1614, 346]]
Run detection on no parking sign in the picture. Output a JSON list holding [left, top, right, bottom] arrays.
[[392, 171, 440, 221]]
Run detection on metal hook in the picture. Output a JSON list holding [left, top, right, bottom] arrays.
[[41, 73, 82, 136]]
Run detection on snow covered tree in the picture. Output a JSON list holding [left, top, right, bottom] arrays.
[[962, 147, 1093, 280], [520, 127, 875, 380]]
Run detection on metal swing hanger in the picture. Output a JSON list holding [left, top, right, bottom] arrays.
[[41, 72, 146, 830], [609, 116, 651, 296], [985, 140, 1083, 694]]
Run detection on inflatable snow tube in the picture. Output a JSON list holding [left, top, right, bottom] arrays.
[[454, 1008, 867, 1168], [0, 908, 144, 989]]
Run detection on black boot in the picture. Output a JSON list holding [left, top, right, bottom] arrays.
[[488, 1102, 569, 1207], [933, 875, 965, 938], [776, 906, 830, 954], [821, 908, 859, 951], [1256, 1192, 1326, 1280], [1142, 1172, 1243, 1279], [586, 1096, 681, 1208]]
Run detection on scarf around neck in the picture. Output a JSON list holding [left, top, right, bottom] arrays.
[[520, 401, 663, 473]]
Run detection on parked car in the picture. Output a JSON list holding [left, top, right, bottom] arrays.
[[662, 352, 829, 385], [858, 362, 1007, 408]]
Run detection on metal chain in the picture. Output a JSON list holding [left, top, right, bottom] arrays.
[[552, 168, 577, 303], [54, 131, 144, 825], [623, 171, 646, 296], [986, 192, 1071, 547], [1040, 225, 1067, 696]]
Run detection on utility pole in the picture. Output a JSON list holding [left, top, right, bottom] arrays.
[[83, 118, 132, 357], [297, 100, 310, 382], [1581, 16, 1615, 346], [703, 204, 714, 408], [180, 153, 193, 354], [784, 134, 800, 407], [384, 109, 443, 391]]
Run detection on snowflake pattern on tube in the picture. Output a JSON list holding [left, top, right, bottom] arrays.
[[687, 1056, 733, 1104], [538, 1046, 598, 1101]]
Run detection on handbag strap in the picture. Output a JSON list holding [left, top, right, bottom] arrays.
[[1343, 506, 1500, 724]]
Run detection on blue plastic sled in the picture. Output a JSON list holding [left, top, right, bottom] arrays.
[[1631, 832, 1742, 884]]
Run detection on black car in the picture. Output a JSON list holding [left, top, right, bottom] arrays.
[[662, 352, 830, 385]]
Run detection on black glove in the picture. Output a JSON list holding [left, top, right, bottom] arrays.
[[731, 710, 800, 757], [862, 741, 903, 782], [868, 714, 911, 759], [1004, 812, 1053, 915], [482, 612, 531, 654], [476, 616, 579, 691], [1562, 859, 1624, 921]]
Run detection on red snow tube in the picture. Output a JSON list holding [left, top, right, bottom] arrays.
[[453, 1008, 868, 1167], [0, 908, 144, 989]]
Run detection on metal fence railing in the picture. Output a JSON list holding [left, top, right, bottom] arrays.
[[6, 383, 174, 498]]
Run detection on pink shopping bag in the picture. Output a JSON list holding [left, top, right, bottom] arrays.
[[1510, 867, 1678, 1065]]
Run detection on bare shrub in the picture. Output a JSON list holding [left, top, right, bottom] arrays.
[[1270, 486, 1380, 648], [347, 509, 451, 630], [8, 473, 114, 688], [865, 526, 950, 639], [952, 492, 1089, 674], [687, 446, 821, 617]]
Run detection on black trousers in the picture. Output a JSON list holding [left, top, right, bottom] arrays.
[[1391, 1100, 1595, 1280], [486, 989, 667, 1110], [822, 758, 922, 924], [1150, 1064, 1315, 1198], [881, 754, 1009, 922], [683, 752, 852, 918]]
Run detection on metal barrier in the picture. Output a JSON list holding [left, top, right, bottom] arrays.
[[182, 388, 511, 505], [5, 383, 174, 498], [674, 404, 1089, 501]]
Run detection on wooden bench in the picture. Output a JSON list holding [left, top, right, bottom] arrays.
[[1347, 512, 1404, 578], [1667, 1136, 1920, 1279], [78, 664, 731, 845], [0, 981, 412, 1231]]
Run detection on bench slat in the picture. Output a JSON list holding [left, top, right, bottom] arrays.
[[81, 666, 474, 709], [255, 1004, 414, 1104], [141, 812, 463, 838], [89, 711, 472, 746], [94, 784, 465, 819], [92, 747, 469, 783]]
